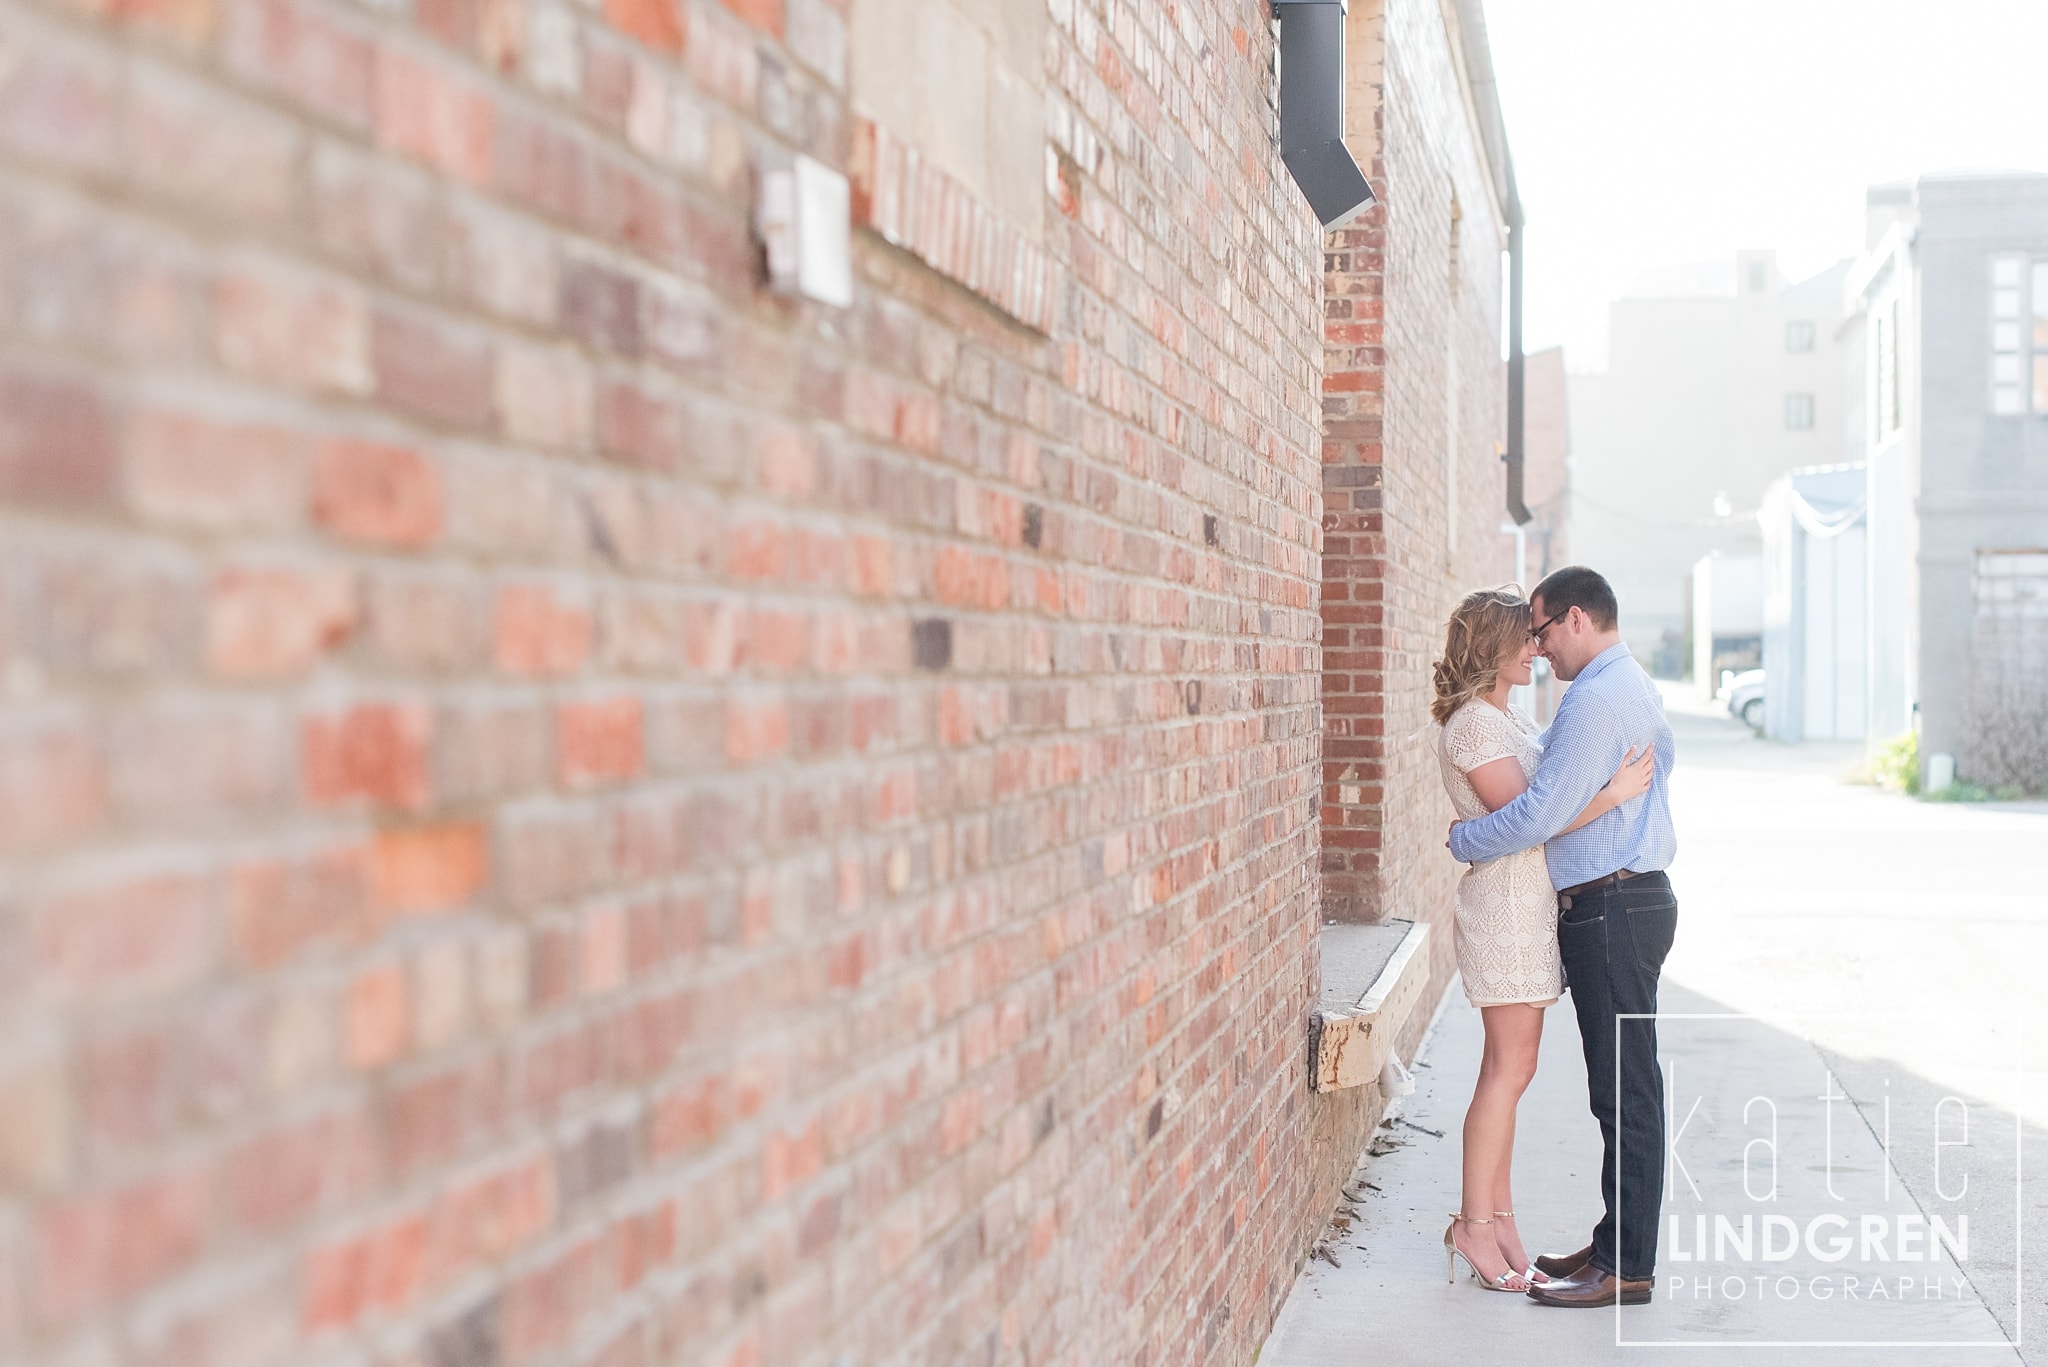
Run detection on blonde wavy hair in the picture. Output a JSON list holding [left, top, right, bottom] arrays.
[[1430, 586, 1532, 724]]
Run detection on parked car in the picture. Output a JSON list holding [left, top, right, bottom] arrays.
[[1725, 669, 1766, 729]]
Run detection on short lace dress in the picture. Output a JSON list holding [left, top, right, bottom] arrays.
[[1434, 698, 1563, 1006]]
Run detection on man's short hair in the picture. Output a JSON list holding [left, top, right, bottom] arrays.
[[1532, 565, 1619, 631]]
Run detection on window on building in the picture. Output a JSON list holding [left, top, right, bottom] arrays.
[[2034, 261, 2048, 412], [1993, 255, 2023, 415], [1786, 320, 1815, 353], [1785, 393, 1815, 430]]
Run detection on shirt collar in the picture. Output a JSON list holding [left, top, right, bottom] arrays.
[[1576, 642, 1634, 683]]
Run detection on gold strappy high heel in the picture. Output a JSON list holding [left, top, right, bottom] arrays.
[[1443, 1213, 1531, 1291], [1494, 1210, 1549, 1284]]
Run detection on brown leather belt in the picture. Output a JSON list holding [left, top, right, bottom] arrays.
[[1557, 869, 1641, 906]]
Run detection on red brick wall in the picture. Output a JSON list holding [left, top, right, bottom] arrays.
[[1321, 0, 1515, 938], [0, 0, 1385, 1364]]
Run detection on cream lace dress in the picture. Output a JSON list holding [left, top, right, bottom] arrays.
[[1435, 699, 1563, 1006]]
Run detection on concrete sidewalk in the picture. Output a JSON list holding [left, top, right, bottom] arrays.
[[1260, 982, 2023, 1366]]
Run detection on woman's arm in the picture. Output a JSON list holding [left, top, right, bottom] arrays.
[[1465, 745, 1653, 829]]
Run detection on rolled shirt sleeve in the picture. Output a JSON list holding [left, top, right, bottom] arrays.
[[1446, 693, 1625, 865]]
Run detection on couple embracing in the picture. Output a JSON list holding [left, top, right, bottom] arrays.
[[1430, 566, 1677, 1309]]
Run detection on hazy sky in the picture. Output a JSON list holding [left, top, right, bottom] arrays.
[[1485, 0, 2048, 371]]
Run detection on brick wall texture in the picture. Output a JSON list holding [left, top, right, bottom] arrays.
[[0, 0, 1511, 1360], [1321, 0, 1513, 938]]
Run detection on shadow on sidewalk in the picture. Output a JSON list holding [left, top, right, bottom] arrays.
[[1260, 977, 2039, 1366]]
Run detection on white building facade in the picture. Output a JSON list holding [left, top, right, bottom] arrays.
[[1570, 253, 1852, 672]]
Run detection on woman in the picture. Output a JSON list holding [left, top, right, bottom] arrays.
[[1432, 586, 1653, 1292]]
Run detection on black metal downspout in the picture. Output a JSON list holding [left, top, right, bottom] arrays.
[[1273, 0, 1377, 230]]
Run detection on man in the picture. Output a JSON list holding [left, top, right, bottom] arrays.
[[1446, 566, 1678, 1308]]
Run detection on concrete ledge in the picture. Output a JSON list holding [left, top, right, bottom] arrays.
[[1308, 919, 1431, 1093]]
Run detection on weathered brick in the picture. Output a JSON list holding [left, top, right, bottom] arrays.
[[371, 311, 497, 433], [313, 436, 445, 547], [0, 1048, 71, 1190], [497, 342, 594, 451], [33, 871, 215, 1002], [229, 840, 375, 967], [220, 0, 375, 129], [495, 583, 591, 675], [213, 266, 372, 395], [0, 370, 119, 509], [0, 714, 107, 854], [125, 69, 299, 226], [344, 960, 409, 1069], [0, 28, 121, 171], [561, 259, 643, 356], [126, 408, 304, 531], [206, 563, 356, 678], [32, 1165, 214, 1325], [374, 43, 494, 185], [301, 701, 432, 810], [557, 696, 643, 788]]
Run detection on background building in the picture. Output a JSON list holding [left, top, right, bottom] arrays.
[[1569, 251, 1852, 672], [1844, 173, 2048, 791], [1760, 466, 1868, 742]]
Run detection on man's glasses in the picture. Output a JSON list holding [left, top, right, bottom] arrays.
[[1530, 608, 1570, 645]]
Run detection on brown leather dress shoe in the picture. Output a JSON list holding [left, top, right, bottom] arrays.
[[1531, 1243, 1593, 1280], [1526, 1271, 1654, 1307]]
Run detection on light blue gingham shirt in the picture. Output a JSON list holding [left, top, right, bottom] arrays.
[[1446, 643, 1676, 890]]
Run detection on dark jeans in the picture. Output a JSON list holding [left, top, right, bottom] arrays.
[[1558, 870, 1678, 1282]]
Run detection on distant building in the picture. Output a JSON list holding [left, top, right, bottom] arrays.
[[1570, 252, 1853, 674], [1522, 344, 1570, 581], [1760, 467, 1869, 742], [1515, 346, 1570, 719], [1690, 550, 1764, 698], [1844, 174, 2048, 790]]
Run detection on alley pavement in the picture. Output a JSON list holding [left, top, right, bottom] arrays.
[[1263, 689, 2046, 1366]]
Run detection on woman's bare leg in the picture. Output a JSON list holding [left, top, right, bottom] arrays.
[[1488, 1004, 1547, 1273], [1456, 1003, 1544, 1282]]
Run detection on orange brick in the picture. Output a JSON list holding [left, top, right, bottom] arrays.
[[495, 584, 591, 675], [604, 0, 684, 54], [715, 0, 780, 37], [726, 521, 785, 580], [344, 962, 408, 1069], [759, 1120, 820, 1200], [302, 1212, 429, 1329], [312, 437, 443, 548], [206, 564, 356, 678], [373, 821, 487, 916], [373, 45, 493, 185], [229, 841, 375, 966], [557, 697, 643, 787], [300, 702, 430, 811]]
